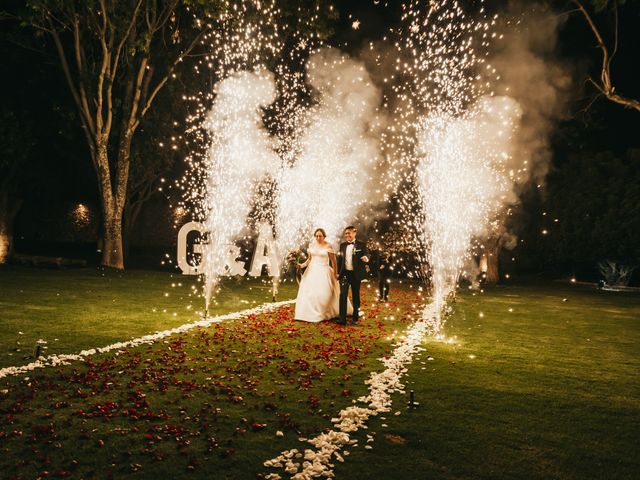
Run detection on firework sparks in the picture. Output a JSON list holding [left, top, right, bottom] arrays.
[[385, 0, 528, 330], [177, 0, 538, 326], [416, 96, 522, 326], [201, 70, 280, 312]]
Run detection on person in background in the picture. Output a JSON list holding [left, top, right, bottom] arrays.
[[377, 250, 393, 302]]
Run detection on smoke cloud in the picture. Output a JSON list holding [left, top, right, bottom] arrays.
[[479, 2, 572, 253], [194, 1, 573, 313], [492, 2, 572, 192], [276, 48, 384, 250]]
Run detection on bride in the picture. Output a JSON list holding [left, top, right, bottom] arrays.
[[294, 228, 352, 322]]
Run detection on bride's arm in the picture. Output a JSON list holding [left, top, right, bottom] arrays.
[[299, 256, 311, 269]]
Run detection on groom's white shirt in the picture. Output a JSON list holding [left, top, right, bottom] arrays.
[[345, 243, 354, 271]]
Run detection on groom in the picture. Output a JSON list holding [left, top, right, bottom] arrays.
[[337, 226, 369, 325]]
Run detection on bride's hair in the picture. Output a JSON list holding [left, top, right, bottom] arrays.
[[314, 228, 327, 238]]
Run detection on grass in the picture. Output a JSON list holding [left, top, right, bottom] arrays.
[[1, 269, 639, 479], [333, 282, 640, 480], [0, 267, 421, 479], [0, 266, 297, 368]]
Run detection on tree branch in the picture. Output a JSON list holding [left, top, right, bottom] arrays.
[[70, 15, 99, 146], [110, 0, 144, 82], [127, 55, 150, 132], [134, 27, 208, 130], [608, 1, 619, 72], [48, 22, 98, 166], [573, 0, 640, 112], [95, 0, 111, 134]]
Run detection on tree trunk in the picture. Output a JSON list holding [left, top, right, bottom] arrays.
[[95, 139, 126, 270], [484, 238, 501, 285], [101, 206, 125, 270], [0, 191, 23, 264]]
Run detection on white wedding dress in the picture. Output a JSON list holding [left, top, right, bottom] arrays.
[[294, 242, 353, 322]]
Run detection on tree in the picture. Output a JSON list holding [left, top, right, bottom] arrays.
[[21, 0, 212, 269], [571, 0, 640, 112], [482, 236, 501, 285], [16, 0, 340, 269], [480, 218, 517, 285]]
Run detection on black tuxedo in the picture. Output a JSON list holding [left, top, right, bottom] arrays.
[[375, 252, 392, 301], [337, 239, 369, 324]]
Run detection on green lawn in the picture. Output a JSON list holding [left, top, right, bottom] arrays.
[[0, 266, 297, 368], [0, 267, 421, 479], [1, 269, 639, 479], [335, 282, 640, 480]]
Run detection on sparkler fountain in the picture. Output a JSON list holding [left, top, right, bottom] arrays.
[[201, 71, 279, 315], [415, 97, 522, 330], [182, 0, 285, 316], [391, 0, 526, 332]]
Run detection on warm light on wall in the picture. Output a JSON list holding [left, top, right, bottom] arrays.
[[0, 233, 9, 264], [71, 203, 91, 226], [173, 206, 187, 222]]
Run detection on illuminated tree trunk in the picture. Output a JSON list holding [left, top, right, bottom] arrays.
[[484, 237, 501, 285], [101, 211, 124, 270], [95, 133, 131, 270], [0, 191, 22, 264], [123, 198, 144, 261]]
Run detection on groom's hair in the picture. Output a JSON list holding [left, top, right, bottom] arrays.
[[344, 226, 356, 232]]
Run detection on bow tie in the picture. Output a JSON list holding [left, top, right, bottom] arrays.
[[347, 241, 355, 245]]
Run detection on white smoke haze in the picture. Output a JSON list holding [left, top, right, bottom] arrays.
[[470, 3, 572, 261], [491, 2, 572, 191], [202, 70, 279, 308], [276, 48, 384, 252]]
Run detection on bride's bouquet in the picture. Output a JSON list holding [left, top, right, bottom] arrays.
[[285, 249, 307, 284]]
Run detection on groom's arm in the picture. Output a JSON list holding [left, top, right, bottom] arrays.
[[360, 242, 371, 273], [329, 252, 339, 279], [361, 241, 370, 263]]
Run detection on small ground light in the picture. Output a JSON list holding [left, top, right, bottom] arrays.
[[408, 390, 419, 408]]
